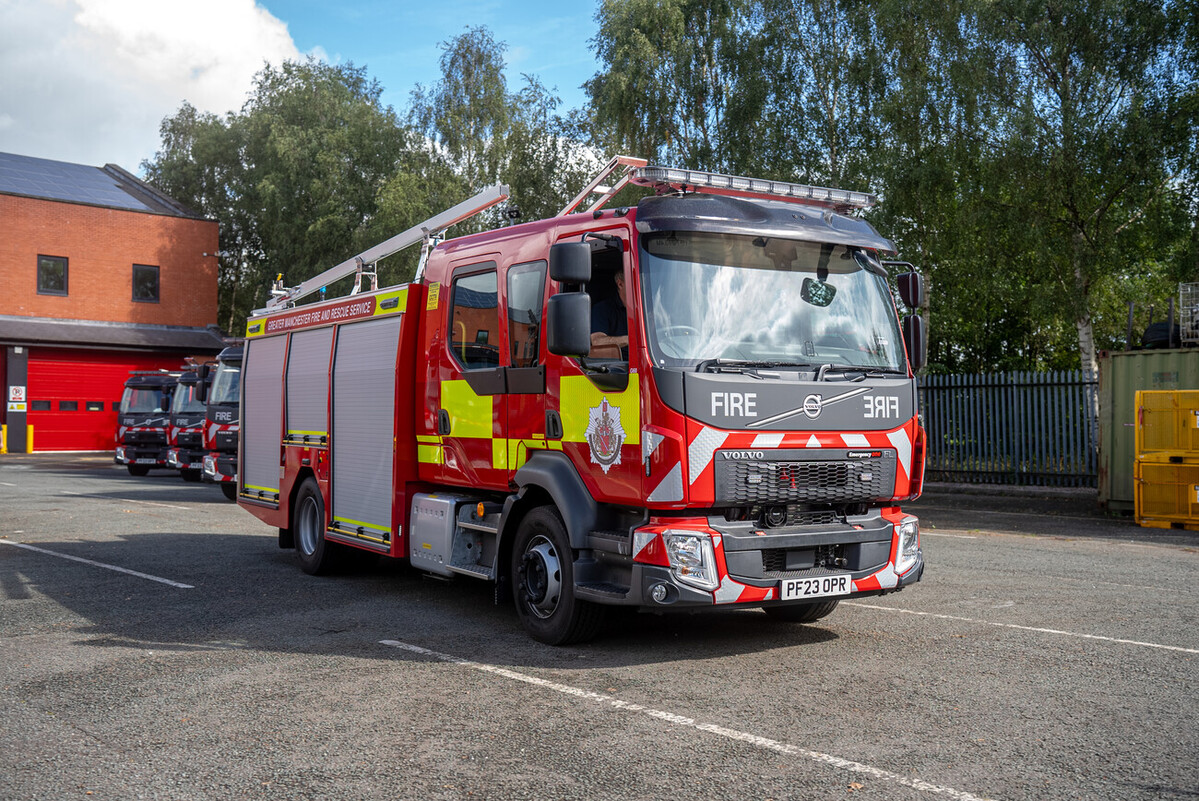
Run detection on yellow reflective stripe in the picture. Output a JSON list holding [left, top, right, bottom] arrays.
[[373, 288, 408, 315], [243, 483, 278, 493], [333, 515, 388, 531], [417, 443, 444, 464], [416, 435, 441, 444], [286, 430, 327, 436], [559, 375, 641, 445], [492, 438, 508, 470], [441, 380, 493, 439]]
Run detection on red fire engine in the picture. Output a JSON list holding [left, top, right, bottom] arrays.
[[236, 158, 927, 644]]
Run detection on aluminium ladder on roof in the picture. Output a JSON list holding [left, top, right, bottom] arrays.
[[257, 183, 510, 314]]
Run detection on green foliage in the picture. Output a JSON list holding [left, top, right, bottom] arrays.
[[141, 12, 1196, 373]]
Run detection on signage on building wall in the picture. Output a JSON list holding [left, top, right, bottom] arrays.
[[8, 386, 25, 403], [7, 402, 26, 413]]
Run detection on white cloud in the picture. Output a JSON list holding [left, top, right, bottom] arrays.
[[0, 0, 302, 172]]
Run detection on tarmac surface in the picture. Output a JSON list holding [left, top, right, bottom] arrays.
[[1, 454, 1196, 800]]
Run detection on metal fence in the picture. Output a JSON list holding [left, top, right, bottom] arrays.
[[917, 371, 1099, 487]]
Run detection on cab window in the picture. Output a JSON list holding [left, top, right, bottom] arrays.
[[507, 260, 546, 368], [449, 265, 500, 370]]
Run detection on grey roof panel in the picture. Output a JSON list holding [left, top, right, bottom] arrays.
[[0, 152, 201, 218], [0, 315, 227, 353]]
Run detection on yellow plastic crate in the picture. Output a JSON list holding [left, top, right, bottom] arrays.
[[1134, 459, 1199, 526], [1136, 390, 1199, 455]]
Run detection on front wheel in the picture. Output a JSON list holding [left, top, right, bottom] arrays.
[[127, 464, 150, 477], [511, 507, 605, 645], [181, 469, 202, 483], [220, 482, 237, 502], [762, 599, 839, 623]]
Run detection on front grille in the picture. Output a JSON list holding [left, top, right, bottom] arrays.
[[714, 449, 896, 504], [177, 431, 202, 447]]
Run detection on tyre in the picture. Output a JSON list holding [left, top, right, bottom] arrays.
[[220, 482, 238, 502], [127, 464, 150, 477], [511, 506, 606, 645], [762, 599, 840, 623], [293, 477, 334, 575], [181, 469, 202, 483]]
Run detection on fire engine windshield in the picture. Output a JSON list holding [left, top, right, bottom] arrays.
[[171, 382, 206, 414], [120, 387, 167, 413], [208, 364, 240, 405], [639, 232, 906, 373]]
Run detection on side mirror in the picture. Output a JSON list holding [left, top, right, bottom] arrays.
[[196, 364, 211, 403], [902, 314, 928, 372], [549, 242, 592, 284], [897, 271, 924, 310], [547, 293, 592, 356]]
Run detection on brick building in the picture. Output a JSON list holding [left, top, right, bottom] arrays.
[[1, 152, 226, 452]]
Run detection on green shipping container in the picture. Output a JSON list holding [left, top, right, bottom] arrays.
[[1099, 349, 1199, 512]]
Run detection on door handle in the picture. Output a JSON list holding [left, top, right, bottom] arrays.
[[545, 411, 563, 440], [438, 409, 451, 436]]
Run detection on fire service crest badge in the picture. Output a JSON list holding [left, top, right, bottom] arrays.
[[585, 398, 625, 473]]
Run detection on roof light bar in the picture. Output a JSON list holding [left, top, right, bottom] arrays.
[[630, 166, 876, 211]]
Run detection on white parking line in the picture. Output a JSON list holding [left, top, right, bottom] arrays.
[[921, 532, 977, 539], [0, 540, 194, 589], [380, 639, 994, 801], [59, 490, 189, 511], [845, 602, 1198, 654], [0, 482, 17, 487]]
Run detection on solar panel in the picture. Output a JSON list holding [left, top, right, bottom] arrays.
[[0, 152, 167, 214]]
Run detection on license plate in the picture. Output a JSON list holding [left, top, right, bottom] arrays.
[[779, 574, 852, 601], [188, 462, 204, 469], [136, 458, 158, 465]]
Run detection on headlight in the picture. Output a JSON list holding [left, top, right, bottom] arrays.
[[203, 454, 216, 476], [896, 517, 920, 575], [664, 532, 720, 591], [115, 446, 126, 462]]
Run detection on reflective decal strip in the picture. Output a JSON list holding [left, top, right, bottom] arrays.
[[886, 428, 913, 481], [642, 430, 665, 462], [417, 443, 444, 465], [751, 433, 784, 449], [688, 427, 728, 486], [440, 380, 493, 440], [647, 463, 683, 503], [841, 434, 870, 448]]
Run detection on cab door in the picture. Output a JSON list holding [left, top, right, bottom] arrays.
[[434, 260, 509, 490], [501, 259, 549, 476]]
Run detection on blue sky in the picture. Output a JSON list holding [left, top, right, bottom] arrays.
[[260, 0, 602, 114], [0, 0, 603, 173]]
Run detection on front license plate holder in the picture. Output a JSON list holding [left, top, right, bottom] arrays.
[[779, 574, 851, 601]]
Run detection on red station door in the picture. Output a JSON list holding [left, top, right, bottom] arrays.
[[25, 348, 185, 451]]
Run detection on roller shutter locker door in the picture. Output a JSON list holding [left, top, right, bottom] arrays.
[[242, 335, 287, 500], [331, 316, 402, 540], [286, 327, 334, 442]]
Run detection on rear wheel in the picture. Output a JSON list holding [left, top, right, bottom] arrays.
[[126, 464, 149, 476], [220, 482, 238, 501], [511, 506, 606, 645], [762, 599, 840, 623], [294, 477, 335, 575]]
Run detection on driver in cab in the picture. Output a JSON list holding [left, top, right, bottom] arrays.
[[589, 271, 628, 359]]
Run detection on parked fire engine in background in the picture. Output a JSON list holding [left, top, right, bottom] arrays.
[[201, 345, 242, 501], [235, 158, 928, 644], [114, 371, 177, 476], [166, 366, 209, 482]]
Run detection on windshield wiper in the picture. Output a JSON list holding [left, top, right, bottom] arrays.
[[821, 366, 909, 381], [695, 359, 820, 375]]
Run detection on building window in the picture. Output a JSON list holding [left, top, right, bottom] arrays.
[[59, 401, 78, 411], [37, 255, 68, 295], [133, 264, 160, 302], [31, 400, 52, 411], [86, 401, 104, 411]]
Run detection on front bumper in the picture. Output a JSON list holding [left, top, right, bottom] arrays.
[[114, 444, 169, 467], [202, 453, 238, 484], [576, 512, 923, 610], [167, 447, 207, 470]]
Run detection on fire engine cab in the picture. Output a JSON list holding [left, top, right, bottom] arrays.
[[236, 158, 928, 644]]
